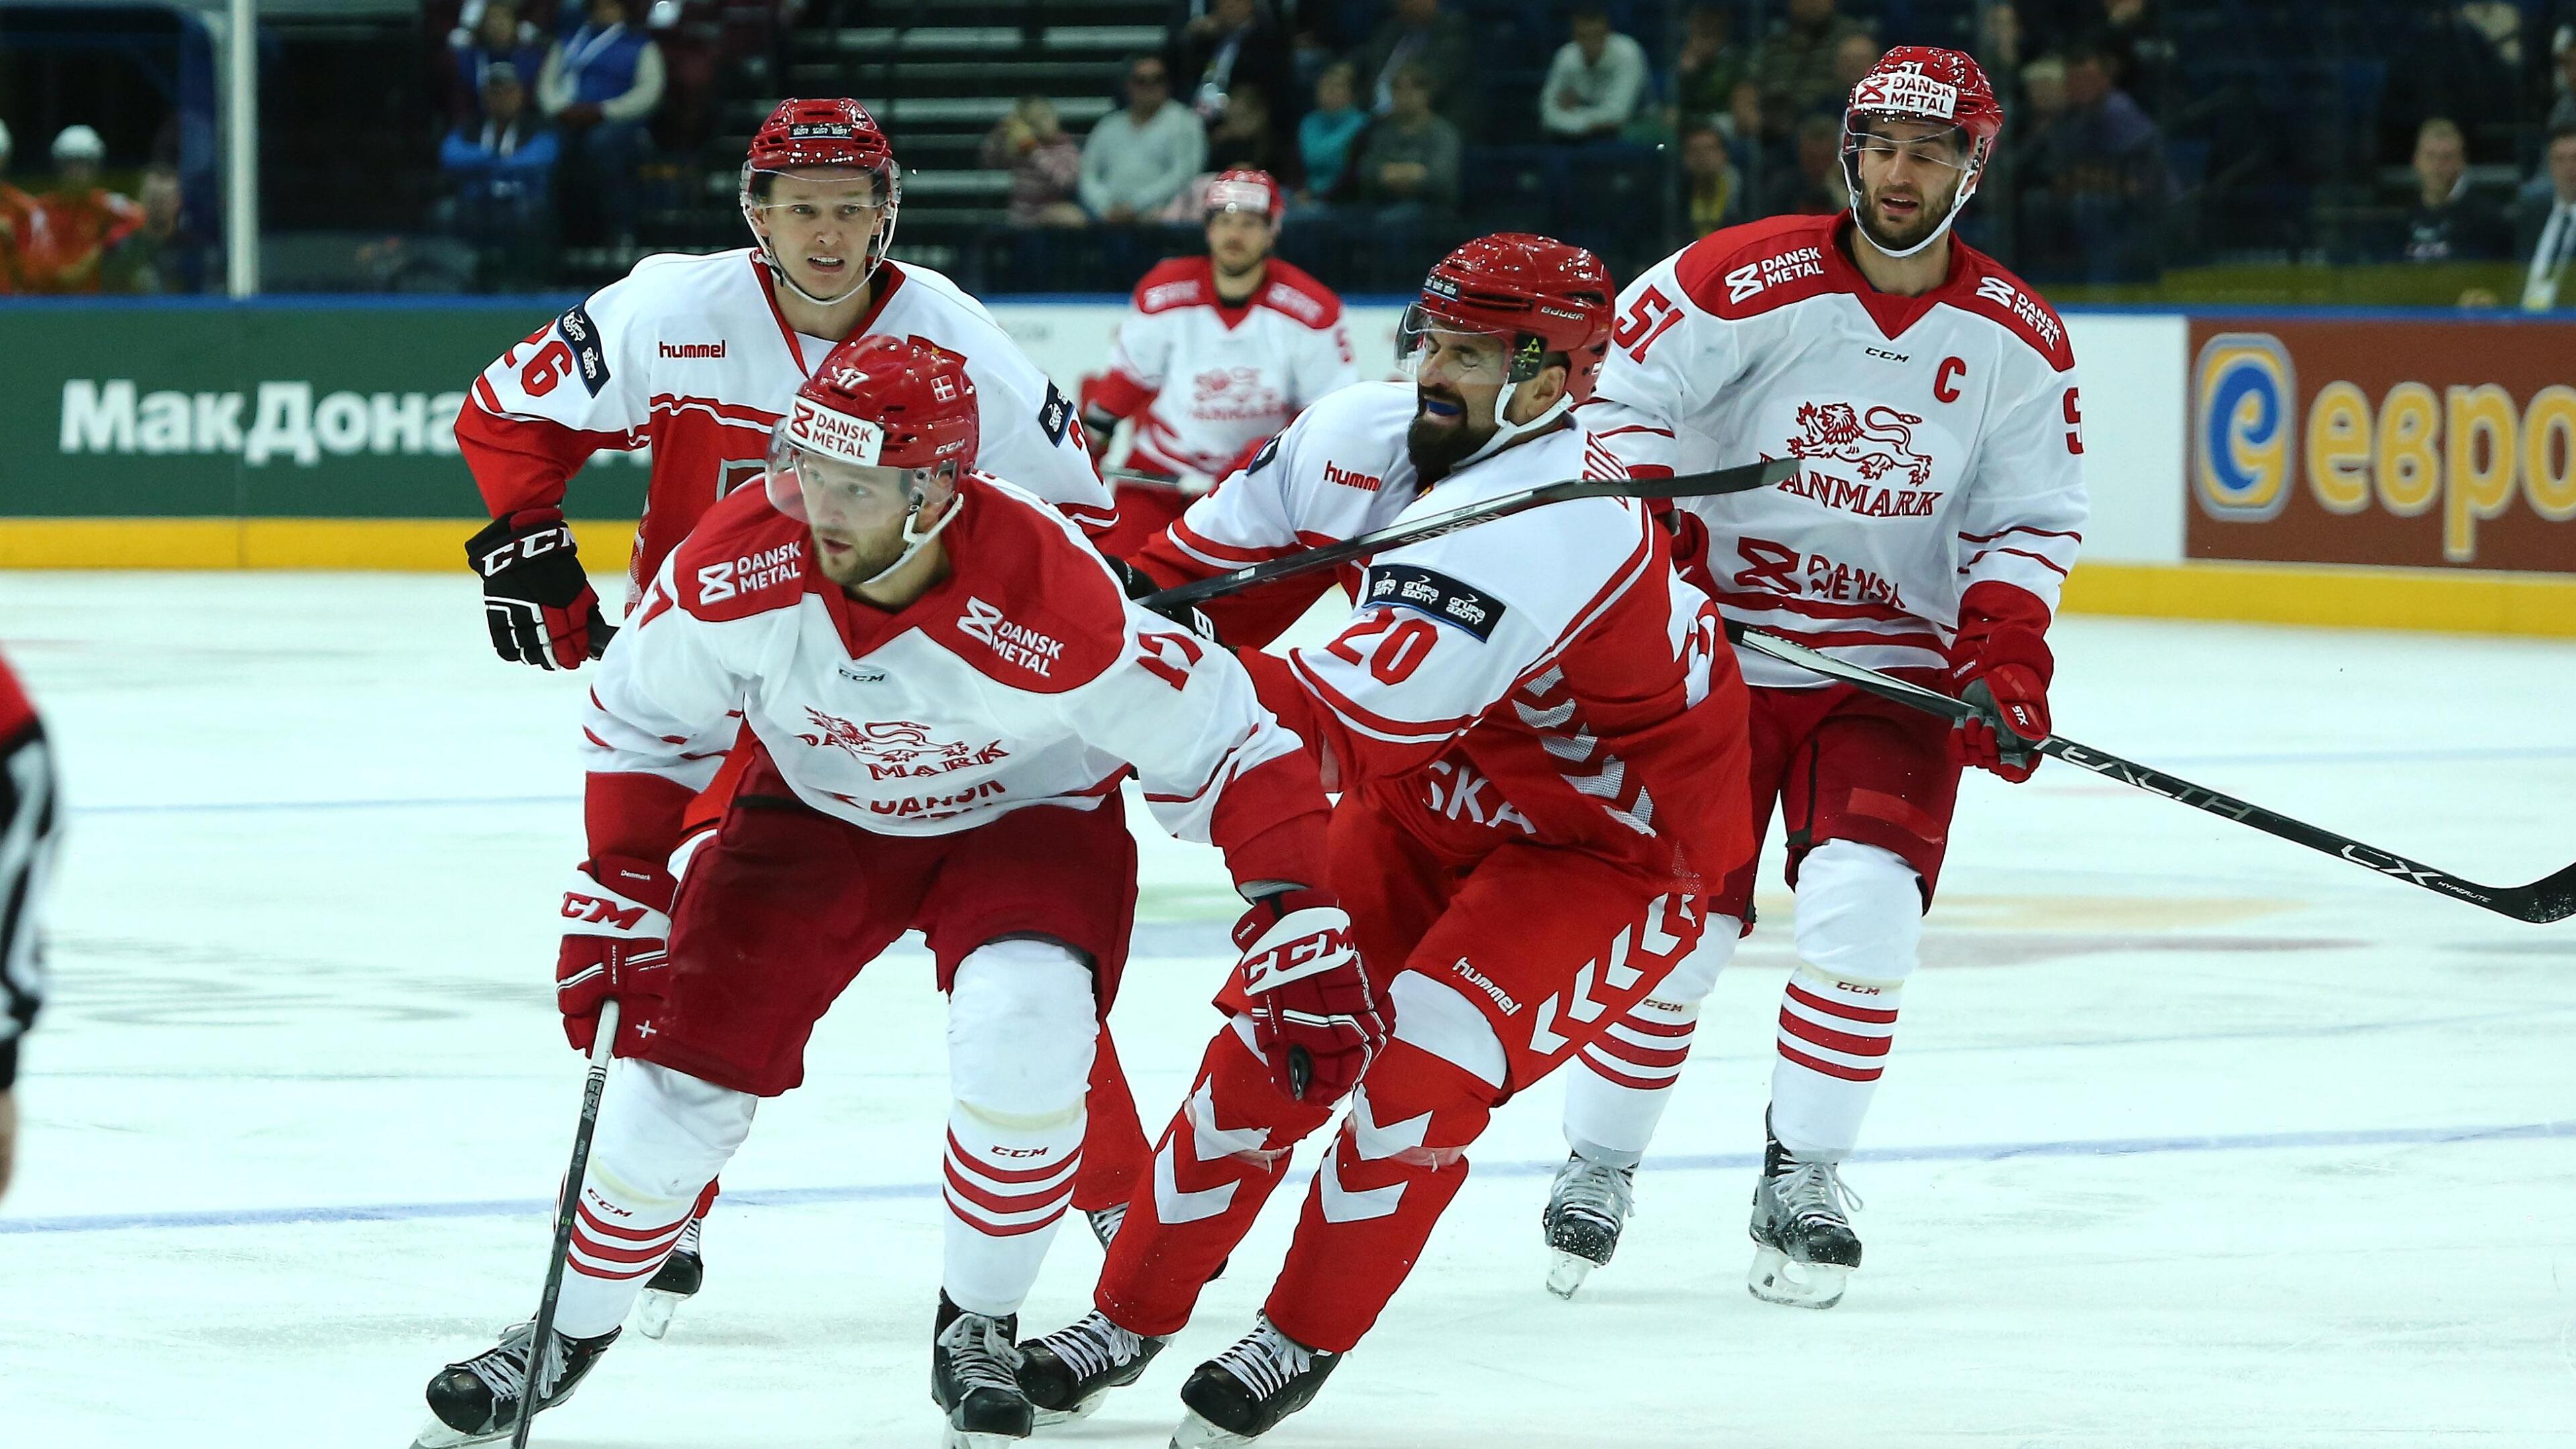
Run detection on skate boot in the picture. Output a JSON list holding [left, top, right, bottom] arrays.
[[410, 1320, 619, 1448], [633, 1213, 704, 1340], [1086, 1201, 1127, 1250], [1540, 1152, 1637, 1298], [1016, 1308, 1169, 1426], [1746, 1128, 1864, 1309], [1171, 1316, 1340, 1448], [932, 1293, 1034, 1448]]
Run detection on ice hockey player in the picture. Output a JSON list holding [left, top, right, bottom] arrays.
[[1540, 45, 2087, 1309], [409, 336, 1370, 1449], [1078, 167, 1358, 559], [452, 97, 1155, 1334], [0, 646, 58, 1206], [1009, 235, 1757, 1447]]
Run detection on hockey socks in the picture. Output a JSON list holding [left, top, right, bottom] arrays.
[[941, 940, 1097, 1317], [553, 1061, 753, 1341]]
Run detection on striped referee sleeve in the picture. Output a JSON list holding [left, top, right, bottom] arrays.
[[0, 713, 57, 1091]]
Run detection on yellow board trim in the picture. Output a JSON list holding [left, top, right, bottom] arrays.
[[0, 518, 640, 572], [5, 521, 2573, 639]]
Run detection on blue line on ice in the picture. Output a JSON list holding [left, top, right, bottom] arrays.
[[6, 1117, 2567, 1236]]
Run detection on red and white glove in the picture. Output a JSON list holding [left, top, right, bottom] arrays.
[[1947, 582, 2055, 784], [555, 855, 677, 1054], [1234, 888, 1384, 1103], [468, 507, 607, 670]]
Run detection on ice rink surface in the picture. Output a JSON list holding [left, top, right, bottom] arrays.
[[3, 570, 2574, 1449]]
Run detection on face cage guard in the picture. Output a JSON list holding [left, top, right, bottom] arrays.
[[1395, 304, 1576, 469], [741, 161, 904, 307], [1838, 115, 1986, 260], [766, 434, 965, 588]]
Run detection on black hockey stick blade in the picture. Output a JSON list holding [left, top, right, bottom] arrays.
[[1142, 458, 1799, 610], [1727, 623, 2576, 924]]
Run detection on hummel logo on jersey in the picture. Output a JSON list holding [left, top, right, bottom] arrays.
[[1723, 245, 1826, 304], [1323, 460, 1382, 492], [696, 541, 803, 603], [958, 597, 1065, 676], [659, 340, 729, 359]]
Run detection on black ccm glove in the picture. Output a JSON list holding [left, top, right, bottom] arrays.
[[467, 509, 608, 669]]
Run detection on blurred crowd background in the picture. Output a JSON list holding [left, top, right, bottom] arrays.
[[3, 0, 2575, 308]]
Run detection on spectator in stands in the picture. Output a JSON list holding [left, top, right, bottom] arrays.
[[1354, 62, 1460, 215], [1753, 0, 1868, 144], [2516, 121, 2576, 309], [1822, 30, 1880, 119], [1541, 5, 1649, 144], [448, 0, 549, 128], [537, 0, 663, 248], [1169, 0, 1291, 138], [30, 126, 143, 294], [1297, 60, 1368, 204], [1081, 54, 1208, 224], [1353, 0, 1476, 131], [0, 121, 44, 294], [441, 62, 561, 248], [1671, 5, 1752, 133], [1761, 113, 1849, 216], [101, 163, 209, 293], [981, 95, 1088, 229], [1680, 122, 1741, 236], [1203, 80, 1285, 179], [2400, 116, 2509, 262], [2083, 0, 2170, 107], [2023, 45, 2172, 279], [2546, 30, 2576, 136]]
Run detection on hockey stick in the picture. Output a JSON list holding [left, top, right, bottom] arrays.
[[512, 998, 619, 1449], [1141, 458, 1799, 610], [1103, 464, 1208, 492], [1727, 623, 2576, 924]]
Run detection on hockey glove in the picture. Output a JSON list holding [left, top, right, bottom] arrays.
[[1947, 581, 2055, 784], [1110, 556, 1220, 642], [1234, 888, 1383, 1103], [557, 855, 677, 1054], [468, 508, 608, 670]]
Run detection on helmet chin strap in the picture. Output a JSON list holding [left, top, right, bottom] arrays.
[[1461, 380, 1570, 468], [854, 482, 961, 589], [746, 205, 894, 309], [1843, 150, 1982, 262]]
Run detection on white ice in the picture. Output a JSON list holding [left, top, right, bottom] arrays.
[[3, 571, 2573, 1449]]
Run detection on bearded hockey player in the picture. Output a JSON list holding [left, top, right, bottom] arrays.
[[1079, 168, 1358, 559], [409, 337, 1367, 1449], [1540, 46, 2087, 1309], [1008, 235, 1758, 1448]]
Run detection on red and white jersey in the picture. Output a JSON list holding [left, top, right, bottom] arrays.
[[456, 248, 1114, 603], [1581, 213, 2087, 688], [1086, 257, 1359, 479], [580, 474, 1324, 887], [1190, 384, 1753, 884]]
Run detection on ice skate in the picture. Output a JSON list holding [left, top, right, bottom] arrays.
[[1540, 1151, 1636, 1298], [409, 1320, 619, 1448], [633, 1212, 704, 1340], [1086, 1201, 1127, 1250], [1746, 1129, 1864, 1309], [1170, 1316, 1340, 1448], [1015, 1308, 1168, 1426], [932, 1293, 1034, 1448]]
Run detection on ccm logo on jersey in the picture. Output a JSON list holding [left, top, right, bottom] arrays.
[[1362, 564, 1506, 641], [696, 541, 804, 602], [1723, 246, 1827, 304], [959, 597, 1066, 675], [555, 303, 612, 396]]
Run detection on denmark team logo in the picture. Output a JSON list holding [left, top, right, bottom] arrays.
[[1785, 402, 1936, 488], [795, 710, 1008, 779]]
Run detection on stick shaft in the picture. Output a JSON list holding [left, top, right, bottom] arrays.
[[511, 1000, 619, 1449]]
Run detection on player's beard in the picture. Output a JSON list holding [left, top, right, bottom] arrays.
[[1854, 170, 1960, 255], [811, 522, 907, 590], [1407, 386, 1493, 482]]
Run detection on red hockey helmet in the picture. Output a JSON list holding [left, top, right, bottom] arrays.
[[767, 337, 976, 568], [1839, 47, 2004, 257], [1203, 168, 1285, 223], [741, 98, 904, 305], [1399, 232, 1615, 405]]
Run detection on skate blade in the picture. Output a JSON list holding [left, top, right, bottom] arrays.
[[1170, 1409, 1256, 1449], [945, 1432, 1028, 1449], [408, 1415, 505, 1449], [1031, 1394, 1106, 1429], [635, 1286, 686, 1340], [1746, 1245, 1849, 1309], [1545, 1249, 1598, 1299]]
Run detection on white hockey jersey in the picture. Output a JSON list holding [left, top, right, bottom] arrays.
[[1163, 383, 1754, 881], [456, 248, 1113, 602], [579, 473, 1326, 887], [1083, 256, 1359, 480], [1580, 213, 2087, 689]]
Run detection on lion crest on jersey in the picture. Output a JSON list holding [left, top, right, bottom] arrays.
[[796, 710, 1008, 778], [1786, 402, 1935, 488]]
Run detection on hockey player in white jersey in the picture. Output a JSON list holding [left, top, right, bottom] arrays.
[[410, 337, 1368, 1449], [1539, 46, 2086, 1309], [1010, 236, 1758, 1447], [1079, 168, 1358, 559]]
